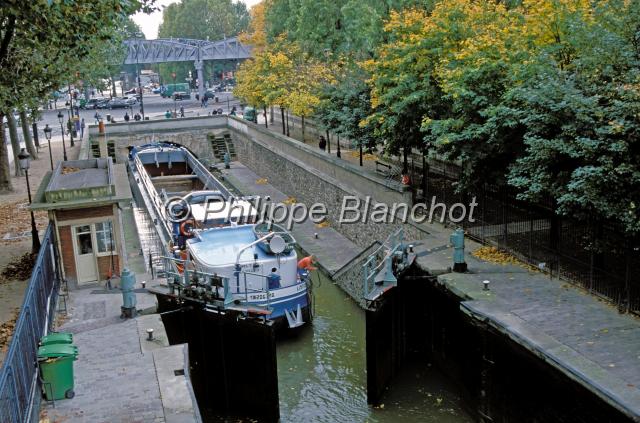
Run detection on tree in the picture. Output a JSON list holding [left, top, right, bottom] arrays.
[[0, 1, 155, 192], [158, 0, 250, 83]]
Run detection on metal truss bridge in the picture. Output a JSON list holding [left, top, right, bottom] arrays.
[[123, 37, 252, 98]]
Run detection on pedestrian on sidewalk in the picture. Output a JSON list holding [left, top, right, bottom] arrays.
[[318, 135, 326, 151], [94, 112, 101, 124], [124, 112, 130, 122], [134, 113, 141, 121], [80, 118, 85, 138], [180, 106, 185, 118], [165, 110, 172, 119]]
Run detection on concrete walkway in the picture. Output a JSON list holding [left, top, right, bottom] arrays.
[[222, 163, 362, 275], [407, 219, 640, 420], [40, 204, 200, 423]]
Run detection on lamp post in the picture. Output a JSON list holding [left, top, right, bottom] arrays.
[[135, 33, 145, 120], [18, 149, 41, 253], [172, 72, 177, 116], [43, 124, 53, 170], [57, 111, 68, 161], [68, 84, 75, 147]]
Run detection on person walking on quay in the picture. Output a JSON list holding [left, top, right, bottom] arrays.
[[80, 118, 85, 139], [134, 113, 141, 122], [94, 112, 101, 124], [180, 106, 185, 118], [318, 135, 327, 151], [124, 112, 130, 122], [165, 110, 172, 119]]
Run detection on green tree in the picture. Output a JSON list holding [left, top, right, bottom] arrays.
[[0, 0, 154, 192], [157, 0, 250, 83]]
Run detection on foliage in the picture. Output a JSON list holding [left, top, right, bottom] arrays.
[[0, 0, 154, 191], [234, 39, 333, 118]]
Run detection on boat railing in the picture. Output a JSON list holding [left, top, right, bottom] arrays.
[[239, 271, 272, 309], [133, 154, 171, 233], [362, 228, 405, 300], [159, 256, 272, 310]]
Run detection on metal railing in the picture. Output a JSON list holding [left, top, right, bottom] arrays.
[[413, 165, 640, 315], [0, 225, 61, 423], [363, 228, 404, 300]]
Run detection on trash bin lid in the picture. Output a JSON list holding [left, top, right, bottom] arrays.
[[40, 332, 73, 345], [37, 344, 79, 359]]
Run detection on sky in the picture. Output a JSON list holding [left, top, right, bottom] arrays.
[[132, 0, 262, 39]]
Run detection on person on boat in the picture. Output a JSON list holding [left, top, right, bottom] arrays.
[[297, 255, 317, 276], [267, 267, 281, 290]]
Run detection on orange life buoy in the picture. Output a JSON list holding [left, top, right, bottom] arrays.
[[180, 219, 195, 237]]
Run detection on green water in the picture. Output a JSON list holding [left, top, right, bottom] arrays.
[[276, 270, 473, 423]]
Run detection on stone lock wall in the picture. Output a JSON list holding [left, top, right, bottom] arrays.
[[228, 118, 429, 250]]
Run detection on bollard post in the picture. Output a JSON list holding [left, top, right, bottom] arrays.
[[450, 228, 468, 272]]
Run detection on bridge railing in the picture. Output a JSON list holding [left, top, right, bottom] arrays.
[[0, 225, 60, 423]]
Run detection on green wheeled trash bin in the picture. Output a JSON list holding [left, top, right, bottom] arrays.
[[38, 344, 79, 401], [40, 332, 73, 346]]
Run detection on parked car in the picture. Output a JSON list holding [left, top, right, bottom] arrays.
[[82, 97, 108, 109], [195, 90, 217, 101], [106, 97, 130, 109], [123, 95, 138, 105], [172, 91, 190, 100], [152, 87, 162, 94], [124, 88, 137, 95]]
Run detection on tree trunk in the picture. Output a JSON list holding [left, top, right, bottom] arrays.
[[111, 77, 117, 97], [326, 129, 330, 153], [281, 107, 286, 135], [269, 106, 274, 124], [263, 107, 268, 129], [359, 142, 363, 166], [0, 113, 13, 192], [301, 116, 306, 141], [20, 110, 37, 159], [6, 113, 23, 177]]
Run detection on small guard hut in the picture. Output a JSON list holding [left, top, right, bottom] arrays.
[[31, 159, 132, 289]]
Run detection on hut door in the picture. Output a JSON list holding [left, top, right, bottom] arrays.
[[74, 224, 98, 284]]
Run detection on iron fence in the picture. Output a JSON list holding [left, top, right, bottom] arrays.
[[412, 162, 640, 315], [0, 225, 61, 423]]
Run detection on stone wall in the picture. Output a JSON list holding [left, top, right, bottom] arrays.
[[332, 241, 382, 308], [86, 115, 228, 163], [228, 117, 429, 250]]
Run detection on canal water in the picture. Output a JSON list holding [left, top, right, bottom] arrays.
[[276, 269, 472, 423]]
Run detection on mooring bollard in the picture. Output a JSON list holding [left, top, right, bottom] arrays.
[[450, 228, 468, 273]]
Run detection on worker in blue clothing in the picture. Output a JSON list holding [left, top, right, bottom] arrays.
[[267, 267, 281, 290]]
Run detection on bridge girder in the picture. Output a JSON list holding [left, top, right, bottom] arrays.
[[123, 37, 252, 65]]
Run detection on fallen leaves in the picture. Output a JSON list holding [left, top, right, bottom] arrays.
[[282, 196, 297, 205], [255, 178, 268, 184], [0, 308, 20, 353], [315, 220, 330, 228], [0, 199, 47, 243], [472, 246, 536, 271], [348, 151, 378, 161], [1, 252, 36, 282], [61, 166, 81, 175]]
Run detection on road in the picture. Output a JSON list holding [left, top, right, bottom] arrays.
[[5, 92, 243, 143]]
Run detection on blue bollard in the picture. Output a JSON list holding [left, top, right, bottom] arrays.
[[450, 228, 467, 272], [120, 268, 137, 318], [223, 152, 230, 169]]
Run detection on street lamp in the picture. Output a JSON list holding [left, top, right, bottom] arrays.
[[172, 72, 177, 116], [68, 84, 75, 147], [135, 33, 145, 120], [57, 111, 68, 161], [18, 149, 41, 253], [43, 124, 53, 170]]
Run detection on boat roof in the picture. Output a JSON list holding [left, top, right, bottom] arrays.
[[190, 200, 257, 222], [187, 224, 293, 267]]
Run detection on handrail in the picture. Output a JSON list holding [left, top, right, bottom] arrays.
[[0, 225, 60, 423], [363, 228, 404, 300]]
